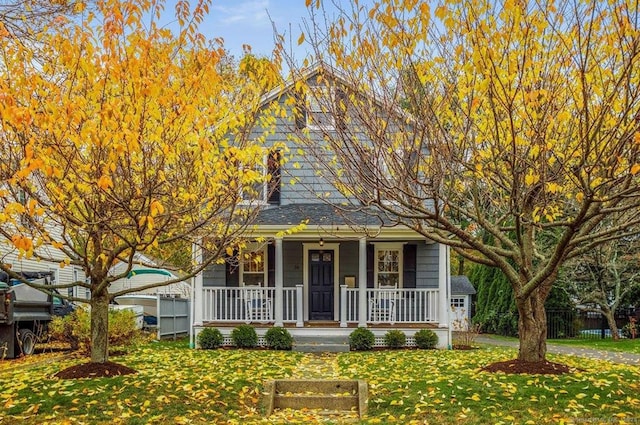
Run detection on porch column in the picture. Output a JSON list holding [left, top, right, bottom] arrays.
[[358, 237, 367, 327], [438, 243, 449, 328], [193, 240, 204, 327], [274, 237, 284, 327], [340, 285, 347, 327]]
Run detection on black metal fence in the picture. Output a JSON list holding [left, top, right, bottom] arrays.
[[546, 308, 639, 340]]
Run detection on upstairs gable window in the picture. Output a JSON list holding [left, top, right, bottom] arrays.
[[294, 85, 347, 132], [307, 86, 335, 130]]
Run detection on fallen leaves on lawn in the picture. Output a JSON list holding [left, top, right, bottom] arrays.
[[0, 342, 638, 424]]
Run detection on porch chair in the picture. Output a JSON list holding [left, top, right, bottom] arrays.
[[243, 285, 273, 323], [368, 284, 398, 325]]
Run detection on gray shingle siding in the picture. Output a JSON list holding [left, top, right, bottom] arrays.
[[416, 243, 439, 288], [203, 263, 225, 287], [250, 94, 351, 206], [283, 241, 303, 286], [339, 241, 360, 285]]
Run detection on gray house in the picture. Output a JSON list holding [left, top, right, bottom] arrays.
[[192, 65, 452, 347]]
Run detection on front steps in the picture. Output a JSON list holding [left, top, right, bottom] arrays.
[[264, 379, 368, 418], [292, 335, 350, 352]]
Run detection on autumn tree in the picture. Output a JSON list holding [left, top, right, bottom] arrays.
[[289, 0, 640, 364], [559, 228, 640, 340], [0, 0, 280, 364], [0, 0, 88, 41]]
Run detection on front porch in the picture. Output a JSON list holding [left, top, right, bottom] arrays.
[[191, 215, 452, 348]]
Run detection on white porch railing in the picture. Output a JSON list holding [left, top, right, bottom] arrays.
[[202, 287, 301, 324], [340, 287, 439, 325], [201, 286, 439, 326]]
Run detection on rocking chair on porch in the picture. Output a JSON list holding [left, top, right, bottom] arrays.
[[243, 285, 273, 323], [368, 284, 398, 325]]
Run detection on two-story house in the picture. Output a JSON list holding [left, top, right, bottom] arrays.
[[191, 65, 452, 348]]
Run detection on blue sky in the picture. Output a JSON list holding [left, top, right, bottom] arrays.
[[199, 0, 318, 60]]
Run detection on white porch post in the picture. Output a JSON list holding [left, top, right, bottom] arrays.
[[295, 284, 304, 327], [438, 243, 450, 329], [340, 285, 347, 327], [193, 240, 204, 327], [274, 237, 284, 327], [358, 237, 367, 327]]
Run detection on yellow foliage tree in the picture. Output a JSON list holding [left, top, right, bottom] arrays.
[[291, 0, 640, 364], [0, 0, 280, 363]]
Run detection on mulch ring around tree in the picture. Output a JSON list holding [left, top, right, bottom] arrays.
[[481, 359, 574, 375], [54, 362, 137, 379]]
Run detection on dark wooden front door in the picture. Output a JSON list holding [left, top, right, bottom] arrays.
[[309, 250, 334, 320]]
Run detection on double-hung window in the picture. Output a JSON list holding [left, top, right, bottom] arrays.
[[240, 245, 267, 287], [240, 150, 281, 205], [307, 85, 335, 130], [374, 243, 403, 288], [295, 84, 347, 131], [241, 157, 267, 203]]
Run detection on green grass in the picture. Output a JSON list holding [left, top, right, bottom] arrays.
[[548, 337, 640, 354], [1, 340, 639, 424]]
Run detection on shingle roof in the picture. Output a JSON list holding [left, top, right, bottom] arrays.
[[254, 203, 392, 227], [451, 275, 476, 295]]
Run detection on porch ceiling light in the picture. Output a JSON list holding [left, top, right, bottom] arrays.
[[319, 238, 324, 246]]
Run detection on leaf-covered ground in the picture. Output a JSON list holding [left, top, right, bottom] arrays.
[[1, 340, 639, 424]]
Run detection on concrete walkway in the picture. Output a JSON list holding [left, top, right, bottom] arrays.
[[476, 335, 640, 366], [291, 352, 341, 379]]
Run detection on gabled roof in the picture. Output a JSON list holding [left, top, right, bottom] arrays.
[[451, 275, 476, 295], [260, 61, 347, 105], [260, 61, 404, 119]]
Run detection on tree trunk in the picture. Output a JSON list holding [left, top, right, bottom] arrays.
[[515, 289, 547, 362], [602, 307, 620, 340], [90, 289, 110, 363], [457, 255, 465, 276]]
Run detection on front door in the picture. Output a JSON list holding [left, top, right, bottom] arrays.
[[309, 250, 334, 320]]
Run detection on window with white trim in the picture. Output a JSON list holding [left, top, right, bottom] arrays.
[[374, 243, 403, 288], [241, 153, 267, 203], [307, 85, 335, 130], [240, 245, 267, 287], [241, 150, 281, 205]]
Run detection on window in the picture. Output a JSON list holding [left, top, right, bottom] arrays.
[[240, 245, 267, 287], [307, 85, 334, 130], [242, 158, 266, 203], [16, 188, 37, 229], [374, 243, 403, 287], [451, 297, 466, 309], [293, 83, 348, 132], [241, 149, 281, 205]]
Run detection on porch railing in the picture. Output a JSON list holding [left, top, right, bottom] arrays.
[[340, 287, 439, 325], [201, 286, 439, 326], [202, 286, 301, 324]]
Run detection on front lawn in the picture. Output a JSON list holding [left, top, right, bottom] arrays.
[[1, 340, 639, 424]]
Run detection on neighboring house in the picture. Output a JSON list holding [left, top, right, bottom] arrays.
[[450, 276, 476, 331], [0, 239, 87, 301], [108, 253, 189, 297], [192, 65, 452, 348]]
